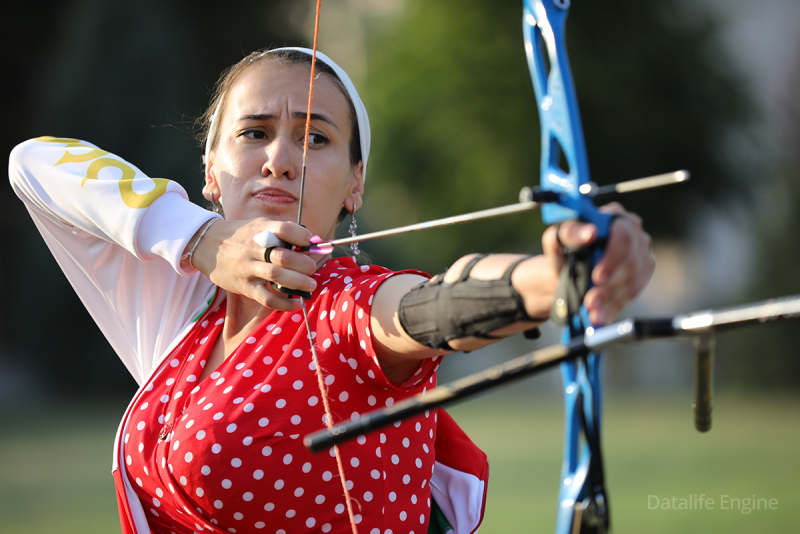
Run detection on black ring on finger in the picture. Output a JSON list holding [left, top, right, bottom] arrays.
[[264, 247, 275, 264]]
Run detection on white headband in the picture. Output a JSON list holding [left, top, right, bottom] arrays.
[[204, 47, 371, 182]]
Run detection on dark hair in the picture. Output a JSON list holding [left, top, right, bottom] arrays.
[[196, 48, 362, 170]]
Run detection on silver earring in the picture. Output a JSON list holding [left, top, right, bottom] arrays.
[[349, 209, 360, 255], [211, 193, 224, 218]]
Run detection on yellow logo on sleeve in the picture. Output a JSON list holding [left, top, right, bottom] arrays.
[[35, 136, 169, 209]]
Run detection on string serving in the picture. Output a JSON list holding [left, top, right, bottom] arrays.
[[297, 2, 359, 532]]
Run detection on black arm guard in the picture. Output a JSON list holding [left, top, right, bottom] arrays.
[[398, 255, 542, 351]]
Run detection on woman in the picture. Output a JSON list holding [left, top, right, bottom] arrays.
[[9, 48, 653, 534]]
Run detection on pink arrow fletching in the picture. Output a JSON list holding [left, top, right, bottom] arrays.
[[308, 235, 334, 254]]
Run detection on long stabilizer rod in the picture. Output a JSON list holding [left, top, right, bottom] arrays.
[[304, 293, 800, 453]]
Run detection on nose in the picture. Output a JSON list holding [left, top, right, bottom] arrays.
[[262, 136, 296, 180]]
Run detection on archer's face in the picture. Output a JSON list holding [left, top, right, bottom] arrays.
[[205, 61, 363, 240]]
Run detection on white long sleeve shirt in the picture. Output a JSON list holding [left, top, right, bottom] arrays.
[[9, 136, 222, 384], [8, 136, 488, 534]]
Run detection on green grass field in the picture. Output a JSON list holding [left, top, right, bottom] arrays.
[[448, 391, 800, 533], [1, 392, 797, 533]]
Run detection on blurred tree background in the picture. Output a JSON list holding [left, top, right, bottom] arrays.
[[1, 0, 314, 402], [1, 0, 797, 410], [362, 0, 751, 272], [723, 64, 800, 387]]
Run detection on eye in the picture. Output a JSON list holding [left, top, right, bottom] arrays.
[[307, 132, 328, 148], [240, 129, 267, 140]]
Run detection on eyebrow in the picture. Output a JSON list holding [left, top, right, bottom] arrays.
[[237, 112, 339, 131]]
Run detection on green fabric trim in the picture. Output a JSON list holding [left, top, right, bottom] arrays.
[[427, 498, 454, 534], [192, 287, 219, 323]]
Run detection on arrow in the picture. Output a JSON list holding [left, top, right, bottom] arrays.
[[305, 170, 690, 254]]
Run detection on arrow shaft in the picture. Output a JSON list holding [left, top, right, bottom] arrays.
[[310, 170, 689, 251], [326, 200, 543, 247]]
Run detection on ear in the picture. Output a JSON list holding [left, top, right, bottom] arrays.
[[202, 152, 222, 203], [346, 160, 365, 212]]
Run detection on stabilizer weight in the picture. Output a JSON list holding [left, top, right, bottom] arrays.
[[693, 334, 714, 432]]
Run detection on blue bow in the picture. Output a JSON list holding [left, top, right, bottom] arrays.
[[523, 1, 611, 532]]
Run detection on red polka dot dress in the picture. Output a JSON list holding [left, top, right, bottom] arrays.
[[123, 258, 440, 534]]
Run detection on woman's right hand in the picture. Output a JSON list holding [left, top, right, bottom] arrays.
[[186, 218, 318, 312]]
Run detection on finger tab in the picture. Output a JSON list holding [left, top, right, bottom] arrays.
[[253, 230, 284, 249]]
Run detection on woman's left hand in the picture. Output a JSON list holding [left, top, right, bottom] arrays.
[[541, 202, 655, 325]]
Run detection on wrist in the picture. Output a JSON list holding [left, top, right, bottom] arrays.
[[181, 218, 219, 271], [511, 255, 559, 320]]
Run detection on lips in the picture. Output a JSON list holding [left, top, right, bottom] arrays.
[[253, 187, 297, 204]]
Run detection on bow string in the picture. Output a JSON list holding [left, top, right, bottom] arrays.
[[294, 1, 360, 532]]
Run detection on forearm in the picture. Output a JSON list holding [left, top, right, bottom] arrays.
[[180, 218, 220, 271], [426, 253, 557, 352], [372, 253, 557, 380], [445, 253, 557, 321], [10, 136, 217, 272]]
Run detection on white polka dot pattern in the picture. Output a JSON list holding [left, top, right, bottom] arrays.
[[124, 258, 438, 533]]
